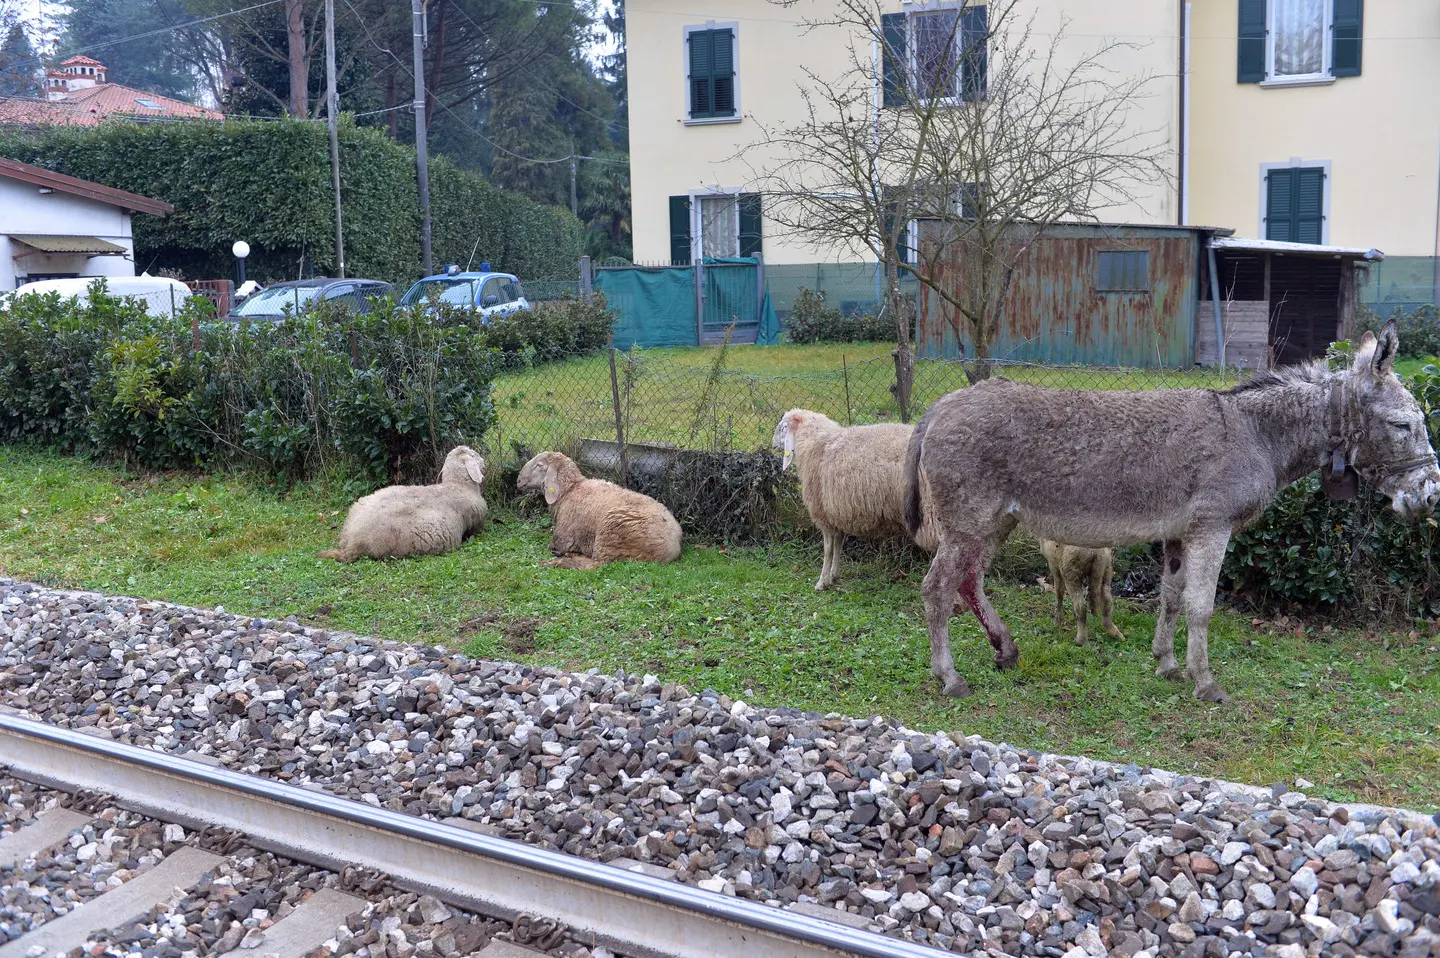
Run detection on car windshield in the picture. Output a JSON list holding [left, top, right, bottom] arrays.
[[402, 278, 481, 308], [232, 286, 324, 317]]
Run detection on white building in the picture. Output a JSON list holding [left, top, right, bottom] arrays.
[[0, 157, 173, 291]]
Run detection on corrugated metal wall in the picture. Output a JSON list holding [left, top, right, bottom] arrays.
[[916, 225, 1201, 367]]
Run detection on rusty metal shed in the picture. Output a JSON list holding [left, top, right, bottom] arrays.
[[1198, 237, 1384, 370], [916, 223, 1228, 367]]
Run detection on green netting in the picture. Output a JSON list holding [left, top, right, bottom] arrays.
[[596, 266, 698, 349], [1360, 256, 1439, 318]]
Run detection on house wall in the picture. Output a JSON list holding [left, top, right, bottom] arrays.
[[1187, 0, 1440, 256], [0, 177, 136, 290], [627, 0, 1182, 265], [915, 225, 1201, 366]]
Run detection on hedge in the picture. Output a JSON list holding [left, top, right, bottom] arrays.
[[0, 118, 583, 286]]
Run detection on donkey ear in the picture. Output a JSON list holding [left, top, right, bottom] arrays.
[[1374, 320, 1400, 377], [1352, 329, 1379, 375]]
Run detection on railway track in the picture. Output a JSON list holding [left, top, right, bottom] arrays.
[[0, 711, 946, 958]]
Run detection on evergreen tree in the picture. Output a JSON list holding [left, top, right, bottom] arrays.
[[0, 22, 38, 97], [57, 0, 202, 100]]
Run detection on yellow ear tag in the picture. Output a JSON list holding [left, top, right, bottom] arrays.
[[545, 484, 557, 498], [781, 435, 794, 472]]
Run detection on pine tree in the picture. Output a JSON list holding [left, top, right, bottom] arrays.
[[0, 23, 39, 97]]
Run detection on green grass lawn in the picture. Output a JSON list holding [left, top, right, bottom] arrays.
[[3, 445, 1436, 811], [492, 343, 1242, 458]]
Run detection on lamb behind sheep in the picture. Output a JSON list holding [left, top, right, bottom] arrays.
[[517, 451, 681, 568], [773, 408, 939, 591], [1040, 538, 1125, 645], [317, 445, 488, 562]]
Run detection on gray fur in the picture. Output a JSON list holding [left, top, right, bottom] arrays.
[[905, 323, 1439, 702], [317, 445, 488, 562]]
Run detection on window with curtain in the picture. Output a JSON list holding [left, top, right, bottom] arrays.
[[1272, 0, 1327, 78], [698, 195, 739, 258]]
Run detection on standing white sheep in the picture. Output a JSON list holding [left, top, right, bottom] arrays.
[[773, 408, 939, 591], [517, 451, 682, 568], [317, 445, 488, 562]]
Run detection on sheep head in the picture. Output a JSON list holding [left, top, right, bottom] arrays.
[[772, 409, 814, 473], [517, 451, 577, 505], [441, 445, 486, 486]]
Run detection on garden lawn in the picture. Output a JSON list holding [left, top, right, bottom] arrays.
[[2, 445, 1437, 812], [492, 343, 1241, 456]]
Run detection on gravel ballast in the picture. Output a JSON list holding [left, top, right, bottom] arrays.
[[2, 578, 1438, 957]]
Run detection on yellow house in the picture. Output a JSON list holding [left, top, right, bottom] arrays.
[[627, 0, 1440, 267]]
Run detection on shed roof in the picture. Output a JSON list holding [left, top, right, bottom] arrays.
[[1209, 237, 1384, 261], [0, 158, 173, 216]]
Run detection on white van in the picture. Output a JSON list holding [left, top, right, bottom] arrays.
[[8, 274, 194, 318]]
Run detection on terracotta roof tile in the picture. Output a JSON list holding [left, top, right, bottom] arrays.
[[0, 82, 223, 127]]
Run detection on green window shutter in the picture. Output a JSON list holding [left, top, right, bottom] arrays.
[[1332, 0, 1363, 77], [1294, 167, 1325, 244], [961, 5, 987, 101], [688, 30, 712, 117], [669, 195, 692, 264], [738, 193, 762, 256], [881, 13, 906, 108], [1265, 168, 1295, 241], [712, 29, 735, 117], [1237, 0, 1266, 83]]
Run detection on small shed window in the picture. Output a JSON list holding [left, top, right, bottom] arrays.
[[1096, 250, 1149, 292]]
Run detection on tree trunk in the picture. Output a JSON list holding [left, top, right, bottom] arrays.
[[385, 69, 399, 138], [887, 256, 915, 422], [285, 0, 307, 116]]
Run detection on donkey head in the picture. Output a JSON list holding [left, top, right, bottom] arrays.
[[1348, 322, 1440, 519]]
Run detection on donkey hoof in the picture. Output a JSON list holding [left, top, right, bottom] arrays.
[[939, 675, 972, 698], [814, 580, 830, 593], [1194, 681, 1230, 703], [994, 652, 1020, 671], [1073, 633, 1088, 646], [1155, 664, 1182, 681]]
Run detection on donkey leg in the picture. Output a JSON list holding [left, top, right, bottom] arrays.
[[1152, 540, 1185, 679], [960, 556, 1019, 670], [1180, 533, 1231, 703], [922, 543, 971, 697], [1093, 561, 1125, 640]]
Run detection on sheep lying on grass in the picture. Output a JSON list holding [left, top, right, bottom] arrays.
[[773, 408, 939, 591], [517, 451, 682, 569], [317, 445, 487, 562], [1040, 538, 1125, 645]]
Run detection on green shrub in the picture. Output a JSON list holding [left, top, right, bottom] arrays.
[[0, 282, 496, 485], [1358, 304, 1440, 359], [477, 293, 615, 367], [782, 287, 893, 344], [0, 118, 583, 286]]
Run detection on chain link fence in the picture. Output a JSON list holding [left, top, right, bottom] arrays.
[[487, 345, 1245, 467]]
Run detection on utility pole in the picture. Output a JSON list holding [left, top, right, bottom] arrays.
[[569, 155, 578, 217], [325, 0, 344, 277], [411, 0, 433, 275]]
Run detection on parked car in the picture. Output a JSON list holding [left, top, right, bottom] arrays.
[[226, 278, 394, 322], [6, 274, 194, 318], [400, 265, 530, 322]]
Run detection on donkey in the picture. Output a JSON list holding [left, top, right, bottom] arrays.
[[902, 323, 1439, 702]]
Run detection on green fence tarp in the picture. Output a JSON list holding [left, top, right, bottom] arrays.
[[596, 267, 698, 349], [758, 291, 780, 344]]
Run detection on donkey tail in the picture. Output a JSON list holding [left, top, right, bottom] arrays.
[[903, 409, 932, 538]]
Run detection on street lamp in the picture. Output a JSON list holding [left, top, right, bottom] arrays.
[[232, 240, 250, 288]]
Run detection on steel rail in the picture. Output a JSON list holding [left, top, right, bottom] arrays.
[[0, 711, 947, 958]]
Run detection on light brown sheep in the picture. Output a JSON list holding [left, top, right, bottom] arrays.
[[1039, 538, 1125, 645], [317, 445, 487, 562], [772, 408, 940, 591], [516, 451, 682, 568]]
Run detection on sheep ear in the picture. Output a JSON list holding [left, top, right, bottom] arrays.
[[465, 455, 484, 484], [543, 464, 560, 504]]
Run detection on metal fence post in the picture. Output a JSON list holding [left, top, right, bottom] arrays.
[[842, 352, 853, 425], [580, 255, 593, 301], [607, 337, 628, 487], [754, 252, 765, 326], [693, 258, 704, 347]]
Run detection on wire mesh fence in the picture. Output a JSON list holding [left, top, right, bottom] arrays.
[[487, 344, 1247, 469]]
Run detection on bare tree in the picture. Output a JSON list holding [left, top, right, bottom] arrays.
[[748, 0, 1171, 394]]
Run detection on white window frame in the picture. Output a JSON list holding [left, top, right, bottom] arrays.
[[906, 1, 971, 107], [682, 21, 741, 126], [1262, 0, 1336, 88], [1258, 158, 1332, 245], [689, 187, 743, 259]]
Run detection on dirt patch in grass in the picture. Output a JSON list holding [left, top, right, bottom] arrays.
[[503, 616, 543, 655]]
